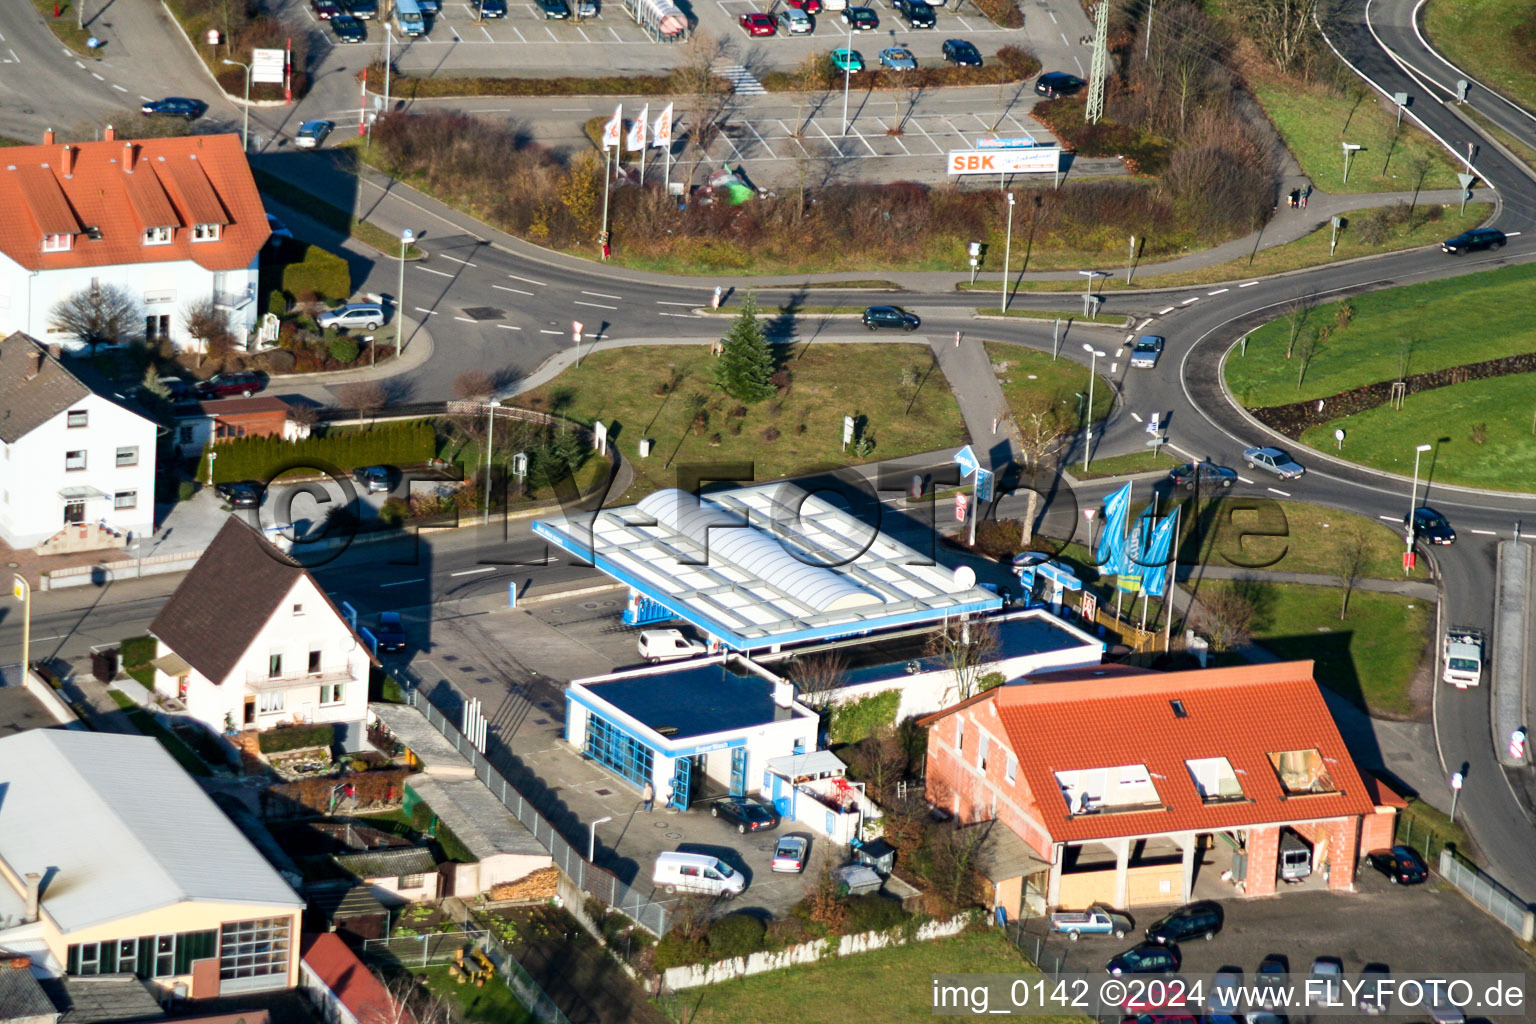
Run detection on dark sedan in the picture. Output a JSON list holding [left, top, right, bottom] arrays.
[[330, 14, 366, 40], [1367, 845, 1428, 884], [1106, 942, 1181, 976], [140, 97, 205, 120], [215, 480, 264, 508], [1036, 71, 1085, 97], [1406, 506, 1456, 545], [710, 796, 780, 833], [539, 0, 570, 18], [375, 612, 408, 653], [1441, 228, 1505, 254], [841, 6, 878, 30], [862, 305, 920, 331], [1168, 462, 1236, 491], [478, 0, 508, 14], [941, 38, 982, 66], [345, 0, 378, 15], [196, 371, 265, 399]]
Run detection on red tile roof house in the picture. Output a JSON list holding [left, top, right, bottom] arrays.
[[300, 933, 417, 1024], [919, 662, 1391, 919], [0, 129, 268, 353]]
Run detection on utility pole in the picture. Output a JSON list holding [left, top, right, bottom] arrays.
[[1086, 0, 1109, 124], [1144, 0, 1153, 61]]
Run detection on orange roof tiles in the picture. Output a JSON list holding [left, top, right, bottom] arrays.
[[0, 133, 265, 271], [302, 933, 417, 1024], [947, 661, 1377, 842]]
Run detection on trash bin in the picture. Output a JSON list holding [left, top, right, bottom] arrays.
[[92, 648, 118, 683]]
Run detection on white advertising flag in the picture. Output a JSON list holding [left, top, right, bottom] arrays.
[[602, 105, 623, 150], [626, 104, 648, 152], [652, 103, 673, 149]]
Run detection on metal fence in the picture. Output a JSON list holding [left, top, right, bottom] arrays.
[[361, 929, 489, 968], [1000, 920, 1121, 1023], [442, 900, 573, 1024], [403, 687, 673, 936], [1436, 850, 1536, 941]]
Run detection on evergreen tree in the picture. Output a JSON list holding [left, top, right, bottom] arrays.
[[715, 292, 775, 403]]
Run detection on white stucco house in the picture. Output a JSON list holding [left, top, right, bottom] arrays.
[[0, 129, 267, 351], [149, 516, 376, 751], [0, 332, 157, 550]]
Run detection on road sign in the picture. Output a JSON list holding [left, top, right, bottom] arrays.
[[1456, 79, 1469, 102], [1457, 172, 1475, 190], [1510, 729, 1527, 760], [976, 136, 1037, 149], [572, 320, 583, 344], [253, 48, 286, 84], [975, 468, 994, 502], [952, 445, 979, 478], [1450, 771, 1464, 791], [1081, 592, 1097, 623], [954, 492, 969, 522], [842, 415, 855, 449]]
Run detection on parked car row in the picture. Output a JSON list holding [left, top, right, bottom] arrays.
[[739, 0, 936, 33]]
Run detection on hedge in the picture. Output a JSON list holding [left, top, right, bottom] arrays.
[[258, 722, 338, 753], [371, 64, 715, 99], [828, 690, 902, 745], [209, 421, 436, 483], [281, 244, 351, 302]]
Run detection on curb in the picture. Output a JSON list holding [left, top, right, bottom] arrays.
[[972, 312, 1133, 328]]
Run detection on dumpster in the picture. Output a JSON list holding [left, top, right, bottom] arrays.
[[91, 648, 118, 683]]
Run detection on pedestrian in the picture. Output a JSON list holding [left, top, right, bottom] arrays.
[[666, 786, 677, 811], [1300, 184, 1311, 209], [642, 780, 654, 813], [712, 286, 723, 310], [1288, 189, 1299, 209]]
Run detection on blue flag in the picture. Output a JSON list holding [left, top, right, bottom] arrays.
[[1095, 483, 1132, 574], [1140, 513, 1178, 598]]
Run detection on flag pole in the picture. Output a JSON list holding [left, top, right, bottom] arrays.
[[1164, 502, 1180, 651]]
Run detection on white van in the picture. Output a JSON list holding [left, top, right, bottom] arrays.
[[653, 851, 745, 897], [637, 629, 706, 663]]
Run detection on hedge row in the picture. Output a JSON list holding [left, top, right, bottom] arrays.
[[259, 723, 339, 753], [1030, 97, 1172, 175], [370, 64, 721, 99], [654, 896, 913, 968], [207, 421, 436, 483], [759, 45, 1040, 92], [281, 245, 352, 303], [828, 689, 902, 745], [1253, 353, 1536, 437]]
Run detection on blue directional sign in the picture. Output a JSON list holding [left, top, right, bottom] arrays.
[[953, 445, 979, 478], [975, 467, 994, 502]]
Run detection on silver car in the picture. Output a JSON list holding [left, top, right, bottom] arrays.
[[1242, 446, 1305, 480], [879, 46, 917, 69], [778, 6, 812, 31], [1129, 335, 1164, 369], [316, 303, 386, 330]]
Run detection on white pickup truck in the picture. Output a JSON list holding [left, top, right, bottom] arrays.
[[1048, 905, 1132, 940], [1443, 627, 1485, 688]]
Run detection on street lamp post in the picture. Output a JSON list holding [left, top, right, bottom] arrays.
[[11, 575, 30, 684], [397, 228, 414, 355], [1001, 193, 1016, 312], [1449, 770, 1464, 823], [587, 815, 612, 862], [1081, 344, 1106, 473], [840, 20, 854, 136], [482, 399, 502, 525], [222, 59, 251, 152], [1407, 441, 1433, 561], [1341, 142, 1362, 184]]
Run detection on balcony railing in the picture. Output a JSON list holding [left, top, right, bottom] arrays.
[[245, 667, 357, 691], [214, 286, 254, 310]]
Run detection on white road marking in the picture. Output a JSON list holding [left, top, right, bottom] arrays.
[[1137, 318, 1153, 329], [1207, 288, 1229, 295], [75, 60, 85, 68], [494, 284, 534, 295], [1158, 307, 1175, 314], [438, 254, 477, 266], [507, 273, 547, 286], [1047, 8, 1056, 19], [454, 316, 476, 323], [381, 578, 425, 587], [581, 289, 622, 299], [1059, 31, 1069, 44], [1471, 529, 1497, 535], [1267, 487, 1291, 497], [1131, 412, 1143, 423], [113, 84, 127, 92], [1378, 515, 1398, 522], [656, 300, 697, 306], [1237, 476, 1254, 484], [1506, 231, 1522, 236], [1110, 362, 1118, 373], [539, 329, 563, 335], [1181, 297, 1199, 305], [416, 266, 454, 277], [551, 107, 591, 112], [659, 311, 700, 319], [1124, 333, 1135, 342], [1239, 281, 1259, 287], [451, 567, 497, 576], [575, 300, 617, 310], [498, 324, 522, 330], [414, 307, 438, 315], [91, 72, 104, 80]]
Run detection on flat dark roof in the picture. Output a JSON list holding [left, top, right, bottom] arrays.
[[586, 660, 807, 741], [0, 684, 60, 738]]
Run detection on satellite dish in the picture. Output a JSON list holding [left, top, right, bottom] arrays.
[[952, 566, 977, 590]]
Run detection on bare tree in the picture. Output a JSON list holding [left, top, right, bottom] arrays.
[[1334, 526, 1370, 620], [1406, 153, 1433, 216], [787, 651, 848, 707], [1294, 324, 1330, 389], [925, 819, 989, 906], [1395, 334, 1415, 382], [674, 32, 735, 190], [50, 281, 143, 353], [368, 968, 451, 1024], [1195, 583, 1257, 653], [336, 380, 387, 423], [925, 618, 1001, 704], [1228, 0, 1318, 74], [182, 297, 234, 369], [1281, 290, 1315, 359], [453, 369, 496, 401], [849, 726, 907, 799]]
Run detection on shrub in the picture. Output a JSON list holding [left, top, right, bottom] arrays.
[[843, 894, 909, 933], [329, 335, 360, 364], [380, 496, 410, 527], [653, 932, 708, 969], [257, 722, 337, 753], [762, 426, 781, 442], [268, 289, 288, 319], [281, 245, 352, 303], [205, 421, 436, 482], [828, 690, 902, 744], [706, 913, 767, 960], [971, 0, 1023, 28], [176, 480, 196, 502], [263, 348, 297, 374], [972, 518, 1024, 559]]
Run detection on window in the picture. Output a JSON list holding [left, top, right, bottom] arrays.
[[143, 226, 171, 245], [116, 446, 139, 467], [42, 233, 72, 252], [292, 603, 305, 616], [268, 653, 283, 678], [219, 918, 291, 981], [977, 732, 989, 772], [1005, 752, 1017, 784], [192, 223, 220, 242], [320, 683, 344, 705], [67, 409, 88, 428], [65, 450, 86, 471], [155, 935, 175, 977], [399, 873, 425, 889], [258, 691, 285, 714], [1268, 748, 1338, 796], [308, 650, 322, 674], [955, 719, 964, 752], [67, 931, 214, 980], [114, 491, 137, 510], [584, 713, 655, 788], [1186, 757, 1245, 803], [178, 426, 193, 444]]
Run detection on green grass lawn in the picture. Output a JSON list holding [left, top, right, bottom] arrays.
[[669, 928, 1090, 1024], [1225, 262, 1536, 407], [421, 965, 536, 1024], [1423, 0, 1536, 113], [1300, 375, 1536, 491], [106, 689, 213, 776], [119, 635, 156, 688], [1189, 581, 1430, 716], [1250, 72, 1467, 194], [1176, 498, 1430, 580], [986, 342, 1114, 432], [1073, 450, 1180, 479], [516, 344, 966, 502], [31, 0, 97, 56]]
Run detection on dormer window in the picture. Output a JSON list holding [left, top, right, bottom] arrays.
[[144, 226, 172, 245], [192, 223, 220, 242], [42, 233, 72, 252]]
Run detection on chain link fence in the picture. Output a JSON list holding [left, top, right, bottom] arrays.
[[361, 929, 489, 968]]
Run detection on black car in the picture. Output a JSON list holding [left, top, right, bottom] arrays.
[[895, 0, 935, 26], [941, 38, 982, 66], [215, 480, 264, 508], [710, 796, 780, 833], [345, 0, 378, 16], [1145, 901, 1223, 944], [1406, 506, 1456, 545], [1367, 845, 1428, 884], [1441, 228, 1505, 254], [841, 5, 878, 30], [330, 14, 366, 40], [862, 305, 920, 331], [478, 0, 508, 15], [1035, 71, 1085, 97], [375, 612, 408, 654], [539, 0, 571, 18], [1106, 942, 1181, 975], [1168, 461, 1237, 491], [140, 97, 205, 120]]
